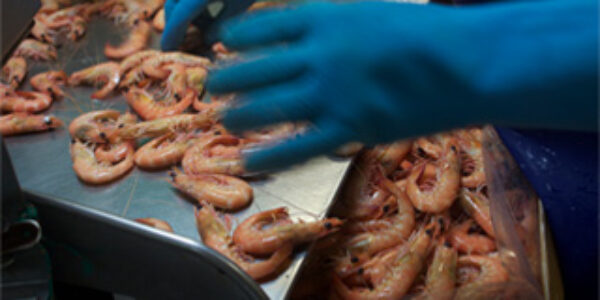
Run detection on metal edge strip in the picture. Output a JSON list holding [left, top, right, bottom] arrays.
[[23, 188, 269, 300]]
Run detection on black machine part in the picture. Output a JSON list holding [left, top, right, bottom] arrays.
[[1, 0, 40, 63]]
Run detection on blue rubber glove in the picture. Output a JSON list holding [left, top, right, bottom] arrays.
[[161, 0, 207, 50], [207, 0, 597, 172], [161, 0, 256, 50]]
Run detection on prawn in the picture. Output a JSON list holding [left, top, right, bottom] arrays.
[[135, 218, 173, 232], [368, 140, 412, 175], [119, 50, 160, 74], [70, 139, 134, 184], [95, 142, 135, 164], [101, 0, 146, 25], [448, 220, 496, 254], [414, 136, 444, 159], [3, 56, 27, 89], [182, 134, 245, 176], [242, 123, 299, 145], [14, 39, 57, 61], [81, 2, 104, 19], [335, 142, 364, 157], [30, 70, 68, 99], [69, 110, 135, 143], [43, 4, 90, 27], [125, 86, 193, 120], [406, 139, 461, 213], [139, 0, 164, 19], [212, 42, 237, 61], [68, 62, 121, 99], [193, 92, 234, 113], [343, 180, 415, 258], [233, 207, 343, 255], [39, 0, 61, 13], [336, 160, 394, 220], [141, 52, 212, 79], [195, 204, 292, 280], [152, 8, 165, 31], [169, 167, 253, 210], [338, 243, 408, 286], [34, 6, 88, 43], [66, 16, 87, 41], [115, 113, 216, 140], [119, 66, 146, 88], [455, 128, 486, 188], [185, 67, 208, 96], [0, 83, 14, 96], [333, 225, 434, 300], [193, 98, 228, 112], [162, 63, 188, 101], [0, 113, 62, 136], [459, 188, 494, 238], [134, 132, 199, 169], [247, 1, 284, 11], [1, 91, 53, 113], [31, 15, 58, 44], [454, 255, 508, 300], [412, 242, 457, 300], [104, 20, 151, 59]]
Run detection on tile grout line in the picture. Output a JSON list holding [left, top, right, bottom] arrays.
[[256, 187, 311, 215], [121, 173, 139, 217]]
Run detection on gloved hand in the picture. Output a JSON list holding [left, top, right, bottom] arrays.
[[161, 0, 256, 50], [207, 0, 597, 172], [161, 0, 207, 50]]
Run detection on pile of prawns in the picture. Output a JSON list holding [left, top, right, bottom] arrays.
[[288, 130, 516, 300], [0, 0, 166, 136], [3, 0, 345, 283]]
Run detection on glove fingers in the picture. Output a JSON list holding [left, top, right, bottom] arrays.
[[244, 122, 351, 172], [223, 81, 316, 133], [207, 49, 306, 94], [164, 0, 178, 23], [221, 9, 308, 50], [161, 0, 207, 50]]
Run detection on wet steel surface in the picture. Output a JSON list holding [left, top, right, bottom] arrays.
[[3, 19, 351, 299]]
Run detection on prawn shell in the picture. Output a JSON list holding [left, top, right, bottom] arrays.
[[68, 110, 121, 142], [70, 141, 135, 184], [68, 62, 121, 99], [95, 142, 135, 164], [233, 207, 343, 255], [152, 8, 165, 31], [448, 220, 496, 255], [194, 204, 292, 280], [126, 87, 193, 120], [0, 113, 63, 136], [115, 113, 215, 140], [170, 169, 253, 210], [134, 133, 193, 169], [104, 21, 151, 59], [182, 134, 245, 176], [14, 39, 57, 61], [3, 56, 27, 89], [30, 70, 68, 98], [333, 227, 433, 300], [1, 91, 53, 113], [141, 52, 212, 79], [119, 50, 160, 74], [135, 218, 174, 232], [406, 141, 461, 214]]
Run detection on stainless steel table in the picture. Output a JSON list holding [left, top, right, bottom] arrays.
[[3, 18, 351, 299]]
